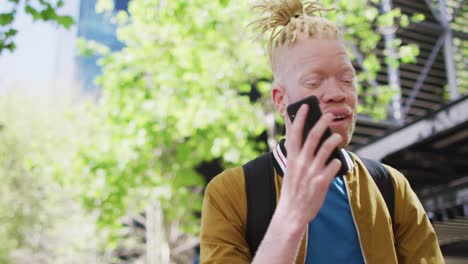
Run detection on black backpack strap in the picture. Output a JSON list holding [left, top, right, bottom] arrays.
[[359, 157, 395, 230], [242, 152, 276, 258]]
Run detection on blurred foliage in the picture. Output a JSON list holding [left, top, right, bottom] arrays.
[[454, 36, 468, 96], [452, 10, 468, 96], [78, 0, 270, 245], [74, 0, 423, 249], [0, 0, 74, 54], [0, 89, 111, 263]]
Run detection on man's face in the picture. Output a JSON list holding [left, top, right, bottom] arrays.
[[272, 37, 358, 148]]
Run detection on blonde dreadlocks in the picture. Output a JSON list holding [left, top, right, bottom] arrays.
[[250, 0, 341, 70]]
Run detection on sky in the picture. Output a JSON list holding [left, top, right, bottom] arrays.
[[0, 1, 81, 95]]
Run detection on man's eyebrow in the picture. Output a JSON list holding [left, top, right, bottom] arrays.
[[297, 68, 323, 78], [341, 66, 356, 74]]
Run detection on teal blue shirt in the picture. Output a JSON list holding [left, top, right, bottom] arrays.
[[305, 175, 365, 264]]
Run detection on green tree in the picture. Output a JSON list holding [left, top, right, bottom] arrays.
[[77, 0, 422, 257], [0, 0, 74, 54], [0, 88, 109, 263]]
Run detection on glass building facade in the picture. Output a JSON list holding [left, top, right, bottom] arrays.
[[76, 0, 129, 91]]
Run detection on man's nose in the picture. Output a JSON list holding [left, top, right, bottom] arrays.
[[320, 79, 346, 103]]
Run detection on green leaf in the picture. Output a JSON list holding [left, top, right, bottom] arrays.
[[363, 54, 380, 77], [219, 0, 230, 7], [377, 12, 394, 27], [410, 13, 425, 23], [56, 15, 74, 29], [41, 5, 58, 20], [400, 14, 409, 28], [75, 38, 110, 56], [25, 5, 41, 20], [0, 13, 14, 26], [6, 42, 16, 52], [399, 44, 419, 64], [238, 83, 251, 93], [116, 10, 128, 25], [364, 8, 378, 21], [5, 28, 17, 38]]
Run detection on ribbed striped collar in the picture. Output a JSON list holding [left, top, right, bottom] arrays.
[[272, 139, 354, 177]]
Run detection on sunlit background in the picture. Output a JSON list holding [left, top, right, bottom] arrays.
[[0, 0, 467, 263]]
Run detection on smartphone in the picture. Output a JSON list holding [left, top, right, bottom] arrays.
[[286, 95, 348, 176]]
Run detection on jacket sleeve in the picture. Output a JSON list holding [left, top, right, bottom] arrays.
[[200, 167, 251, 264], [386, 166, 445, 264]]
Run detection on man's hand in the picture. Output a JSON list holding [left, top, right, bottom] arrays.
[[252, 104, 342, 264], [279, 104, 342, 234]]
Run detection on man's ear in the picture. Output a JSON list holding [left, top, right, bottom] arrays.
[[272, 85, 287, 117]]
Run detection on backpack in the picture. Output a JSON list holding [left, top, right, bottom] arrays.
[[242, 152, 395, 257]]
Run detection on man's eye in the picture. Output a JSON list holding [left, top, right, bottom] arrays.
[[305, 81, 320, 87]]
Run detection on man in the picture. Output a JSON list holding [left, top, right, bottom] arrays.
[[200, 0, 443, 263]]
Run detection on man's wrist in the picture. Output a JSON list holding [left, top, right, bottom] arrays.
[[270, 203, 307, 241]]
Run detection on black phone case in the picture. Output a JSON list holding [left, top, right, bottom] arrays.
[[286, 95, 348, 176]]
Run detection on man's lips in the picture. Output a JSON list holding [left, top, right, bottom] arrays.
[[329, 115, 350, 126], [323, 108, 352, 123]]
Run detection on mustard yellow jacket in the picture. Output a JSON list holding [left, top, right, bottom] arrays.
[[200, 153, 444, 264]]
